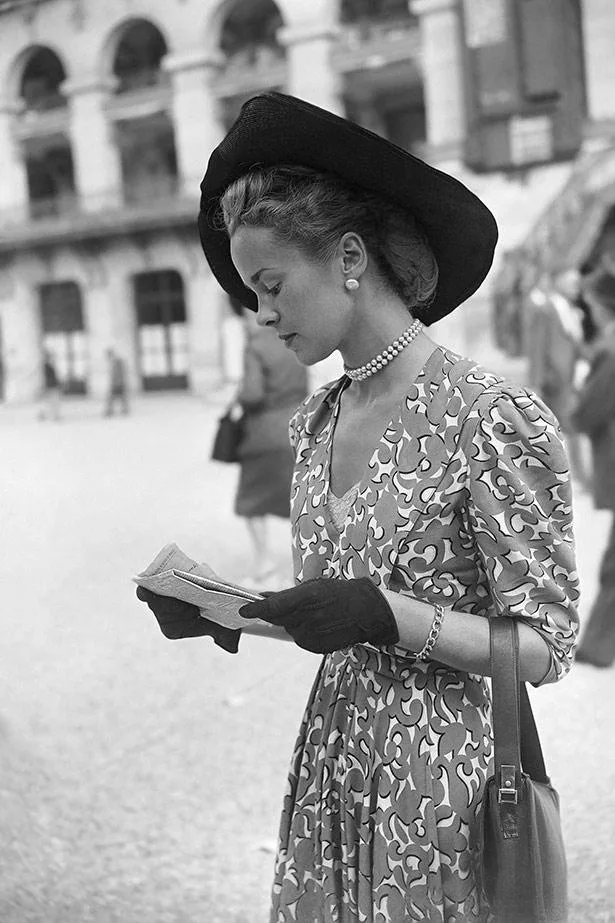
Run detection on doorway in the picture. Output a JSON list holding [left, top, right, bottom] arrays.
[[39, 281, 88, 394], [134, 270, 189, 390]]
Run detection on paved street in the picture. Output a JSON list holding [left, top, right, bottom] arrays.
[[0, 390, 614, 923]]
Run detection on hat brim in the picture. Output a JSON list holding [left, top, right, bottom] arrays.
[[198, 92, 498, 325]]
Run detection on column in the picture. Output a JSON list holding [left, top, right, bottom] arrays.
[[185, 270, 226, 394], [411, 0, 466, 163], [411, 0, 484, 356], [580, 0, 615, 145], [163, 51, 224, 198], [82, 268, 137, 401], [0, 98, 29, 223], [278, 24, 344, 115], [0, 258, 41, 403], [62, 75, 123, 211]]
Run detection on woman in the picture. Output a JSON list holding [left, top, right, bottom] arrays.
[[571, 270, 615, 668], [137, 93, 579, 921], [234, 311, 308, 585]]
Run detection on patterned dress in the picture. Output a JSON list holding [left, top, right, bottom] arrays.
[[270, 347, 579, 923]]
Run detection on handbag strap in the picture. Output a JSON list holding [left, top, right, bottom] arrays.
[[490, 618, 550, 792]]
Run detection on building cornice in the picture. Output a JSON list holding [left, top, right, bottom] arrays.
[[0, 0, 51, 15], [411, 0, 458, 15], [0, 197, 199, 256]]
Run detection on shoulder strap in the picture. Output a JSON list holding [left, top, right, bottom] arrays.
[[490, 618, 549, 786]]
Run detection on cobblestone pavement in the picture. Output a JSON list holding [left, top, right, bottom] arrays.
[[0, 391, 613, 923]]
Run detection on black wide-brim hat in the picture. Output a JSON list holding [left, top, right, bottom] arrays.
[[198, 92, 498, 325]]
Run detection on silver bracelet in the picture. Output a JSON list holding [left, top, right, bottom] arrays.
[[415, 603, 445, 661]]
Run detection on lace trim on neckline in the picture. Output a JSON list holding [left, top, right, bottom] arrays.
[[327, 482, 360, 532]]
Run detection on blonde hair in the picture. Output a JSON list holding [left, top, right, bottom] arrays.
[[219, 165, 439, 315]]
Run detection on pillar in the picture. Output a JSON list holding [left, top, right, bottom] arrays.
[[82, 265, 138, 400], [0, 98, 29, 223], [411, 0, 466, 163], [163, 51, 224, 198], [580, 0, 615, 144], [0, 258, 41, 402], [185, 270, 226, 394], [62, 75, 123, 211], [278, 23, 344, 115]]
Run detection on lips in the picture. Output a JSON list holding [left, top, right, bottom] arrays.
[[278, 333, 296, 343]]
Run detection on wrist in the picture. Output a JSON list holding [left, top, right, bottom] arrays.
[[354, 578, 399, 645]]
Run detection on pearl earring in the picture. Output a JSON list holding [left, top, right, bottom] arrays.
[[345, 278, 359, 291]]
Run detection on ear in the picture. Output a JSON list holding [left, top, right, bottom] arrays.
[[338, 232, 368, 281]]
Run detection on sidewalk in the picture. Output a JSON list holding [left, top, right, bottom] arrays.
[[0, 393, 613, 922]]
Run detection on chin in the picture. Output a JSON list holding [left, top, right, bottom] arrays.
[[297, 340, 338, 367]]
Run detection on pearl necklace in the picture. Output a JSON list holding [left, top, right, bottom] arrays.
[[344, 319, 424, 381]]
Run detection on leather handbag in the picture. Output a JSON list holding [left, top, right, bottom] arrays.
[[477, 618, 568, 923], [211, 404, 244, 463]]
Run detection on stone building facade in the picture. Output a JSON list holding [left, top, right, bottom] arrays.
[[0, 0, 613, 402]]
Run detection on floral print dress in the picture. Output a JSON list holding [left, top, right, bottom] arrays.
[[270, 347, 579, 923]]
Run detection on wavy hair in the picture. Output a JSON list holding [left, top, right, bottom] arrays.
[[218, 165, 439, 314]]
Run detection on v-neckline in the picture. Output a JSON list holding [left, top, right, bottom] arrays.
[[324, 345, 442, 507]]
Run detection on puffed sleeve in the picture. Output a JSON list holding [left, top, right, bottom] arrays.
[[462, 387, 580, 684]]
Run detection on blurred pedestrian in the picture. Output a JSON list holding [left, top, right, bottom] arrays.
[[571, 270, 615, 668], [38, 350, 62, 421], [104, 348, 129, 417], [234, 315, 308, 586], [137, 93, 579, 922], [491, 248, 524, 356], [530, 267, 591, 489]]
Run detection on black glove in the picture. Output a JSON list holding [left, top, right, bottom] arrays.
[[239, 577, 398, 654], [136, 587, 241, 653]]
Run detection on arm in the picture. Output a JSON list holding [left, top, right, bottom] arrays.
[[236, 340, 265, 411], [379, 590, 551, 684], [372, 390, 578, 683]]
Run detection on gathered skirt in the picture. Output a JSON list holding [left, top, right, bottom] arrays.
[[270, 644, 493, 923]]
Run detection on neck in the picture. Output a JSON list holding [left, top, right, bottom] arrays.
[[348, 329, 436, 400], [339, 291, 415, 365]]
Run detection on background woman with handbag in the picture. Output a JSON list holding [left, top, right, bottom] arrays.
[[234, 312, 308, 587], [137, 94, 579, 922]]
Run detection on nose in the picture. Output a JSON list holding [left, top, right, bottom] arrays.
[[256, 301, 279, 328]]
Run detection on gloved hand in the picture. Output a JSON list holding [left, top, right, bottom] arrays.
[[239, 577, 398, 654], [136, 587, 241, 653]]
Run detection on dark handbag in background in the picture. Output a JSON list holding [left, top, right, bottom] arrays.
[[477, 619, 568, 923], [211, 404, 244, 463]]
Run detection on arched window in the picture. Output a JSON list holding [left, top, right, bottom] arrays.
[[113, 20, 168, 94], [20, 47, 67, 112], [26, 144, 77, 219], [220, 0, 284, 67]]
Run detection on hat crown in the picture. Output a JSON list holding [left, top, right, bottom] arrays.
[[199, 92, 498, 324]]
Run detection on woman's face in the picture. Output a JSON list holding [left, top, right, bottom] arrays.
[[229, 225, 351, 366]]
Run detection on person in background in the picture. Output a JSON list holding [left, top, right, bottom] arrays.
[[38, 350, 62, 422], [530, 267, 591, 489], [571, 270, 615, 668], [234, 314, 308, 586], [104, 348, 129, 417], [491, 247, 524, 357]]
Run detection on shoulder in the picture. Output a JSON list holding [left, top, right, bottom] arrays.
[[461, 377, 567, 471]]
